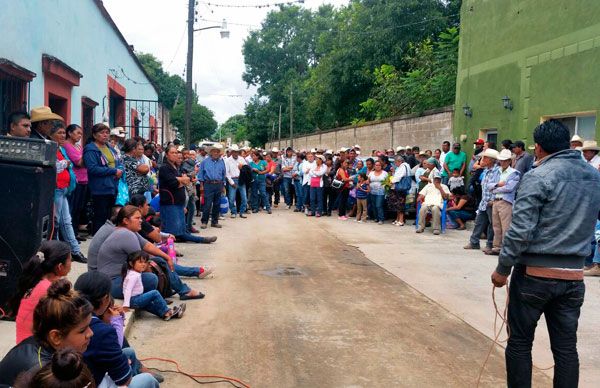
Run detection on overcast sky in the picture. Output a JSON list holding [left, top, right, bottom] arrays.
[[103, 0, 349, 124]]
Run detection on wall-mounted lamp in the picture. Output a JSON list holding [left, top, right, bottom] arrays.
[[462, 104, 473, 118], [502, 96, 513, 111]]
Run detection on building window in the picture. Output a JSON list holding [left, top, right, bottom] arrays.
[[479, 128, 498, 147], [544, 113, 597, 141], [42, 54, 82, 124], [107, 75, 126, 129], [81, 97, 98, 144], [0, 59, 35, 131]]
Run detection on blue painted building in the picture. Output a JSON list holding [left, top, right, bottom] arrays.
[[0, 0, 171, 142]]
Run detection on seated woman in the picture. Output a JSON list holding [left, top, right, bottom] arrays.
[[129, 194, 213, 279], [446, 187, 476, 230], [73, 272, 160, 387], [12, 241, 73, 344], [0, 279, 93, 386], [97, 205, 205, 301], [122, 138, 150, 198], [13, 348, 95, 388]]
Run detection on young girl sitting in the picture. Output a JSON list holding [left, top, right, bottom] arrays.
[[122, 251, 185, 321]]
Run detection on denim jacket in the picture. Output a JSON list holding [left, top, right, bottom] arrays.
[[497, 149, 600, 275]]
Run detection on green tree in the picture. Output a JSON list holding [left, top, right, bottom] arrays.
[[215, 114, 248, 143], [136, 52, 194, 109], [170, 102, 217, 143]]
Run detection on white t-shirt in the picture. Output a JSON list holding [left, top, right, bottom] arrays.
[[419, 183, 450, 208]]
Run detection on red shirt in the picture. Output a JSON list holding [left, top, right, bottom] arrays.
[[56, 150, 70, 189]]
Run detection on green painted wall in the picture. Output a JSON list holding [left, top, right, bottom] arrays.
[[454, 0, 600, 151]]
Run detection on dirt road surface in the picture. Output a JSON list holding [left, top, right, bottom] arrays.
[[130, 210, 550, 387]]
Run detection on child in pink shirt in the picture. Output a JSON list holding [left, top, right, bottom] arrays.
[[122, 251, 185, 321]]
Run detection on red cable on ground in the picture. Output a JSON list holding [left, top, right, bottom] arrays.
[[139, 357, 251, 388]]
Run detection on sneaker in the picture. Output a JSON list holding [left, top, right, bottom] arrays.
[[392, 221, 398, 225], [397, 222, 405, 226], [252, 209, 259, 213], [378, 221, 384, 225], [338, 216, 346, 220], [316, 213, 321, 217], [584, 264, 600, 276], [463, 244, 480, 250], [293, 208, 300, 212], [416, 228, 425, 233], [286, 205, 291, 209], [211, 223, 222, 228], [199, 266, 214, 279], [219, 216, 225, 220], [267, 209, 272, 214], [239, 214, 247, 219], [433, 229, 440, 235], [200, 223, 208, 229], [230, 214, 237, 218], [357, 220, 363, 223]]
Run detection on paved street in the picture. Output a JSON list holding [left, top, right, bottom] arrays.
[[127, 209, 560, 387]]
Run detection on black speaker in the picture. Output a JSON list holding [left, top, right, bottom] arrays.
[[0, 136, 56, 318]]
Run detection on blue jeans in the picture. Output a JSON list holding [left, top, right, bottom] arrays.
[[302, 184, 310, 209], [282, 177, 293, 206], [111, 272, 158, 299], [371, 194, 385, 222], [251, 179, 270, 211], [201, 182, 223, 225], [174, 263, 200, 277], [227, 179, 247, 215], [54, 188, 81, 254], [152, 256, 191, 296], [309, 187, 324, 215], [130, 289, 169, 317], [506, 266, 584, 388], [448, 209, 475, 223], [469, 206, 494, 248], [293, 180, 303, 210]]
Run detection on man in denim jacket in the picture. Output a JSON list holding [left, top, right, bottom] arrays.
[[491, 120, 600, 387]]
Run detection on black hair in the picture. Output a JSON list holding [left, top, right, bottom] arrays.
[[487, 141, 497, 150], [412, 146, 420, 152], [74, 271, 112, 310], [296, 153, 305, 160], [122, 138, 140, 153], [121, 251, 150, 281], [501, 139, 513, 150], [366, 157, 375, 165], [9, 241, 71, 315], [533, 119, 570, 154], [513, 140, 525, 150], [144, 144, 155, 152], [358, 172, 368, 181], [129, 193, 147, 208], [49, 121, 65, 136], [451, 186, 466, 195], [7, 111, 30, 129], [442, 141, 450, 146], [65, 124, 81, 139], [15, 348, 95, 388], [173, 139, 181, 145], [452, 168, 460, 173], [109, 206, 122, 224]]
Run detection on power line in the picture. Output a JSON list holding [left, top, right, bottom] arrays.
[[200, 0, 304, 9], [166, 23, 188, 71]]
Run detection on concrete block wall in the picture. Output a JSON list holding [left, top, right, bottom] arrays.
[[266, 107, 454, 152]]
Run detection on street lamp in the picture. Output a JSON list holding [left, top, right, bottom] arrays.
[[184, 5, 229, 147]]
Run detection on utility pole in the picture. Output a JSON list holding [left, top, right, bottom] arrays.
[[278, 104, 282, 149], [184, 0, 195, 147], [289, 87, 294, 149]]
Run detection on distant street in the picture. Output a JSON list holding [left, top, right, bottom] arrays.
[[128, 210, 556, 387]]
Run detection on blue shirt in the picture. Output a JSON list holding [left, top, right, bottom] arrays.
[[356, 183, 369, 199], [478, 166, 501, 212], [198, 157, 226, 182]]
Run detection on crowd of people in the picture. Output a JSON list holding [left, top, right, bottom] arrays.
[[2, 106, 600, 387]]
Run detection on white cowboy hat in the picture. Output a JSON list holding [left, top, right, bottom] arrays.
[[396, 146, 404, 152], [229, 144, 241, 152], [207, 144, 224, 153], [356, 150, 361, 155], [481, 148, 500, 159], [316, 155, 326, 162], [310, 147, 318, 153], [570, 134, 584, 143], [324, 149, 333, 155], [497, 149, 513, 161], [340, 147, 349, 152], [110, 127, 125, 138], [353, 144, 361, 149], [580, 140, 600, 152], [405, 145, 412, 150], [271, 147, 279, 153]]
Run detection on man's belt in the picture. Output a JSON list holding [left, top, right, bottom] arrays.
[[205, 180, 223, 184]]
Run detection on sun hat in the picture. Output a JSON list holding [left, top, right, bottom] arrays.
[[110, 128, 125, 138], [353, 144, 361, 149], [497, 149, 513, 161], [271, 147, 279, 153], [207, 143, 224, 153], [580, 140, 600, 152], [481, 148, 500, 159], [229, 144, 241, 152], [405, 145, 412, 150], [570, 134, 584, 144], [310, 147, 318, 153], [316, 155, 326, 162], [30, 106, 64, 123], [324, 149, 333, 155], [340, 147, 349, 152], [395, 146, 405, 152]]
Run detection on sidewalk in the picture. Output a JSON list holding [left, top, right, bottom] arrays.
[[316, 216, 600, 387]]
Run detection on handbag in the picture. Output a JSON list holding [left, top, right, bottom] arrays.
[[115, 170, 129, 206], [394, 164, 412, 194], [331, 179, 343, 189]]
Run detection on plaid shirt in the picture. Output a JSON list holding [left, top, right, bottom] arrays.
[[478, 165, 501, 212]]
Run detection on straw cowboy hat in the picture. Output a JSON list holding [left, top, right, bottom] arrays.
[[30, 106, 63, 123], [405, 145, 412, 150], [229, 144, 241, 152], [570, 134, 584, 144], [396, 146, 404, 152], [497, 149, 513, 161], [207, 143, 224, 153], [271, 147, 279, 153], [580, 140, 600, 152], [481, 148, 500, 159]]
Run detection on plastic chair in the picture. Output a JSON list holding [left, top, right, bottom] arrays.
[[415, 200, 448, 233]]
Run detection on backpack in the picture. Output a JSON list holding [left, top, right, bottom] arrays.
[[148, 259, 173, 298]]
